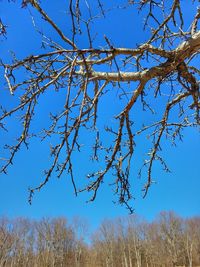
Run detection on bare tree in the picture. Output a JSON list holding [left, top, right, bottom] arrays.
[[34, 217, 76, 267], [0, 217, 14, 267], [0, 0, 200, 210], [71, 216, 89, 267], [182, 217, 200, 267], [157, 211, 185, 267], [92, 219, 117, 267]]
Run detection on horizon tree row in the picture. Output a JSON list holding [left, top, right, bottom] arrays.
[[0, 211, 200, 266]]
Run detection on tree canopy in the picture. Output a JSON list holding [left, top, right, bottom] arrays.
[[0, 0, 200, 211]]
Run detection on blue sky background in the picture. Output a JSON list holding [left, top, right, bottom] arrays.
[[0, 1, 199, 230]]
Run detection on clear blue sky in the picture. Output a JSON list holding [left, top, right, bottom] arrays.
[[0, 1, 199, 230]]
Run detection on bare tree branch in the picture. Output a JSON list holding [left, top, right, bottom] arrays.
[[0, 0, 199, 211]]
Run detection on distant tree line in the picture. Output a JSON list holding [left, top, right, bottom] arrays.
[[0, 211, 200, 267]]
